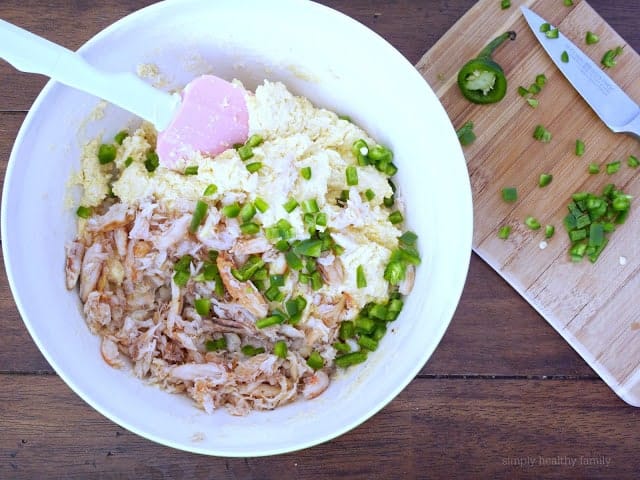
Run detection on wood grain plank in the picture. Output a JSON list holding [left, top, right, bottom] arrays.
[[1, 374, 638, 479], [416, 0, 640, 405], [0, 280, 51, 373]]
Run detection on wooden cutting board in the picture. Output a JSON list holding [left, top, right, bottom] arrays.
[[416, 0, 640, 405]]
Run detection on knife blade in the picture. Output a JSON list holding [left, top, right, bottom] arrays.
[[521, 6, 640, 138]]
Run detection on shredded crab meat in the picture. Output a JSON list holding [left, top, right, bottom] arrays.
[[302, 370, 330, 400], [216, 251, 269, 319], [399, 265, 416, 296], [65, 241, 85, 290], [65, 199, 358, 415], [66, 194, 417, 414], [86, 203, 133, 232], [101, 337, 124, 368], [316, 253, 344, 286], [230, 236, 271, 257], [79, 242, 108, 302]]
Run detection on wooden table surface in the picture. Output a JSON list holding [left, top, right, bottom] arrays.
[[1, 1, 639, 478]]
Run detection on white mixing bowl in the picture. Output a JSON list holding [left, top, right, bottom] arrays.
[[1, 0, 472, 456]]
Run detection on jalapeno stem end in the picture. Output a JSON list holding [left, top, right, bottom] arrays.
[[478, 31, 517, 60]]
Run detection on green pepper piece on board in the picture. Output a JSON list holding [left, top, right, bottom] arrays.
[[457, 31, 516, 104]]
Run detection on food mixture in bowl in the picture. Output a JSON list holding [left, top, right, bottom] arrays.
[[65, 80, 420, 415]]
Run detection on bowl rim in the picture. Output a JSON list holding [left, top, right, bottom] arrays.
[[1, 0, 473, 456]]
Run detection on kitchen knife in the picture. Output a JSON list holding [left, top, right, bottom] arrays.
[[521, 6, 640, 138]]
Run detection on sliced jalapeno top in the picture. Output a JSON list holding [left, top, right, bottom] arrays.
[[457, 31, 516, 104]]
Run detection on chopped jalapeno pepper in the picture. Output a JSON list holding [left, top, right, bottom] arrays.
[[456, 121, 476, 146], [501, 187, 518, 203], [76, 206, 92, 219], [563, 185, 631, 263], [545, 28, 559, 39], [525, 216, 541, 230], [602, 46, 623, 68], [457, 31, 516, 104], [585, 31, 600, 45], [498, 225, 511, 239], [538, 174, 553, 188]]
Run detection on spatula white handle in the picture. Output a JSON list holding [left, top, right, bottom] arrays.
[[0, 18, 178, 130]]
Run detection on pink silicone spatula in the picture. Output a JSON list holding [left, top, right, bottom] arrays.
[[0, 19, 249, 168]]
